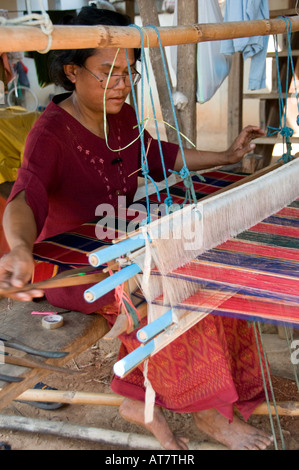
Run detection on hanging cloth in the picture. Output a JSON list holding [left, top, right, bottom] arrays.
[[220, 0, 269, 90], [170, 0, 231, 103], [196, 0, 232, 103]]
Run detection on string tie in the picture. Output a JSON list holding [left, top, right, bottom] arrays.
[[179, 166, 190, 179], [280, 126, 293, 138], [112, 270, 142, 330], [278, 153, 294, 163], [163, 196, 174, 208], [278, 141, 294, 163], [267, 125, 293, 138]]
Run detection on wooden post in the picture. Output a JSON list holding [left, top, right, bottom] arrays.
[[177, 0, 197, 148], [227, 52, 243, 146], [125, 0, 136, 108], [136, 0, 181, 143]]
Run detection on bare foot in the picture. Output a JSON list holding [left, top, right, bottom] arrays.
[[119, 398, 189, 450], [193, 408, 273, 450]]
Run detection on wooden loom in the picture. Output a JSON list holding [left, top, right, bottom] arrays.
[[1, 13, 299, 435], [1, 160, 298, 376], [84, 158, 299, 377], [1, 13, 299, 347]]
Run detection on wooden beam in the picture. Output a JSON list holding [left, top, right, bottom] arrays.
[[227, 53, 243, 146], [177, 0, 197, 148], [2, 16, 299, 52]]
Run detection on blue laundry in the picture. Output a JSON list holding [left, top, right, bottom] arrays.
[[220, 0, 269, 90]]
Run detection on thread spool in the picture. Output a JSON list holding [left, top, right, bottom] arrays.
[[42, 314, 64, 330]]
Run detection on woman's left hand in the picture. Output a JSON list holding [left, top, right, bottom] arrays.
[[226, 125, 266, 164]]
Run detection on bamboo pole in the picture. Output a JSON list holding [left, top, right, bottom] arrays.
[[13, 388, 124, 406], [253, 401, 299, 417], [0, 414, 227, 450], [1, 386, 298, 416], [1, 16, 299, 53]]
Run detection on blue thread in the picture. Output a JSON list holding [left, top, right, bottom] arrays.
[[146, 24, 199, 205], [126, 23, 202, 222], [125, 37, 159, 225], [129, 24, 175, 213], [268, 17, 298, 163]]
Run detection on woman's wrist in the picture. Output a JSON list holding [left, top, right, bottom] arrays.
[[10, 241, 34, 254]]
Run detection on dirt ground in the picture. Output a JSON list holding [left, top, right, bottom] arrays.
[[1, 300, 299, 451]]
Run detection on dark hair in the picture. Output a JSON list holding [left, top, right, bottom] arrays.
[[49, 6, 140, 91]]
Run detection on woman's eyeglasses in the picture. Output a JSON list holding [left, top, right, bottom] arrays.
[[82, 65, 141, 89]]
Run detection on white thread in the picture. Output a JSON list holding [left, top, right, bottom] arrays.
[[143, 359, 155, 424], [0, 0, 54, 54]]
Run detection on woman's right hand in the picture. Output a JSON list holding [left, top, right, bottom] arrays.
[[0, 244, 44, 301]]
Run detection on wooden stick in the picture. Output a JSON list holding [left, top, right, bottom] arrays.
[[103, 301, 148, 340], [12, 388, 124, 406], [200, 161, 283, 201], [252, 401, 299, 417], [1, 16, 299, 53], [0, 268, 108, 298], [103, 314, 129, 340], [102, 262, 119, 273]]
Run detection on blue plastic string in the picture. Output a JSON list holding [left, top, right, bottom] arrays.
[[125, 38, 160, 224], [146, 24, 198, 205], [128, 24, 175, 213]]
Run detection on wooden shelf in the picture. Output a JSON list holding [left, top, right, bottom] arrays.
[[243, 93, 292, 100], [254, 136, 299, 145], [267, 50, 299, 57], [270, 9, 299, 18]]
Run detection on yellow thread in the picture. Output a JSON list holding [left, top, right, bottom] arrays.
[[102, 47, 147, 152], [101, 29, 196, 154], [136, 117, 196, 148]]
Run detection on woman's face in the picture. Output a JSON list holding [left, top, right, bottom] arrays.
[[69, 47, 137, 115]]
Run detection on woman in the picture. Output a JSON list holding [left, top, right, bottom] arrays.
[[0, 6, 272, 450]]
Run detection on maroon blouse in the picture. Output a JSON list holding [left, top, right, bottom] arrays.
[[8, 93, 179, 242]]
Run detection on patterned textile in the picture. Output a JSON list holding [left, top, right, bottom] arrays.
[[109, 310, 268, 420], [151, 199, 299, 326]]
